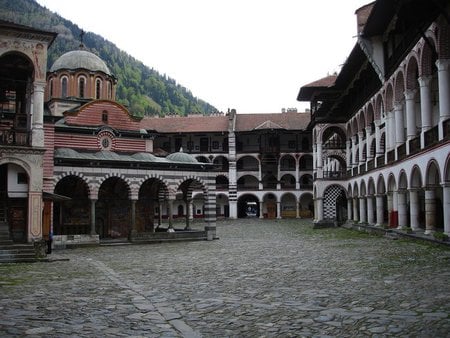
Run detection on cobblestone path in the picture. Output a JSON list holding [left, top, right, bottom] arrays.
[[1, 218, 449, 337]]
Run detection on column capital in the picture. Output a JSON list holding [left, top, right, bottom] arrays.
[[393, 102, 403, 111], [418, 75, 433, 87], [436, 58, 450, 72], [404, 89, 417, 100]]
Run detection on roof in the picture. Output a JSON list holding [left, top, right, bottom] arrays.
[[50, 49, 111, 75], [234, 112, 310, 132], [0, 20, 57, 45], [141, 115, 229, 133], [297, 75, 337, 101]]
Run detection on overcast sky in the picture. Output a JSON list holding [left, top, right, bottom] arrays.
[[36, 0, 370, 114]]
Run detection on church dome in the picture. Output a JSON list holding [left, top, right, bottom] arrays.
[[166, 150, 198, 163], [50, 50, 111, 75]]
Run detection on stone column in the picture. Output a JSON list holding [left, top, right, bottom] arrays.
[[158, 201, 163, 227], [418, 75, 433, 147], [167, 199, 174, 230], [374, 120, 382, 155], [387, 193, 393, 227], [316, 198, 323, 221], [409, 188, 421, 232], [442, 183, 450, 236], [353, 197, 359, 222], [436, 59, 450, 140], [130, 199, 137, 234], [184, 199, 192, 230], [358, 131, 365, 164], [90, 199, 97, 235], [359, 197, 367, 223], [351, 136, 357, 166], [375, 194, 384, 227], [296, 200, 300, 219], [316, 142, 323, 169], [313, 144, 317, 170], [405, 90, 417, 141], [347, 198, 352, 221], [346, 140, 351, 167], [367, 195, 374, 225], [366, 126, 373, 160], [386, 110, 394, 151], [259, 201, 264, 219], [424, 188, 436, 235], [314, 199, 318, 222], [276, 201, 281, 219], [397, 190, 407, 229], [32, 81, 46, 147], [394, 102, 405, 146]]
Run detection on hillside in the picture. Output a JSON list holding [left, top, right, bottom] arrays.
[[0, 0, 218, 116]]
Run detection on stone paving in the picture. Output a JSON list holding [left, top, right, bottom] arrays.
[[0, 218, 450, 337]]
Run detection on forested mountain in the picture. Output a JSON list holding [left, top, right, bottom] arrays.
[[0, 0, 217, 116]]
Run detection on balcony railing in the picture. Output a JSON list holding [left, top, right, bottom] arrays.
[[323, 171, 347, 179], [409, 136, 420, 155], [397, 143, 406, 160], [376, 155, 385, 167], [359, 163, 366, 174], [387, 150, 395, 164], [424, 125, 438, 147], [444, 118, 450, 140], [323, 141, 346, 149], [367, 158, 375, 171], [0, 129, 29, 146]]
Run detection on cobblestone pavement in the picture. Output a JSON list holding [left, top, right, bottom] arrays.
[[1, 219, 450, 337]]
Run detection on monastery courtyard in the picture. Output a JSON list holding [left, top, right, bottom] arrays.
[[1, 219, 449, 337]]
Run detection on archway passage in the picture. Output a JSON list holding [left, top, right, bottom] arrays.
[[54, 175, 90, 236], [97, 177, 130, 239], [323, 185, 347, 223], [0, 163, 29, 242], [237, 194, 259, 218], [137, 178, 166, 233]]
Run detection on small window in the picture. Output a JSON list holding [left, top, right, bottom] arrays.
[[102, 110, 108, 123], [96, 79, 101, 99], [61, 77, 68, 98], [79, 77, 85, 98], [49, 79, 53, 99]]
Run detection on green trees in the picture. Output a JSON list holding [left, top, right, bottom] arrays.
[[0, 0, 217, 117]]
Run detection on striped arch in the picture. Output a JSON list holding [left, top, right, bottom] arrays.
[[393, 70, 406, 103], [97, 173, 132, 200], [53, 171, 91, 197], [374, 93, 384, 121]]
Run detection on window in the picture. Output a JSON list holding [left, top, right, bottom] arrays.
[[102, 110, 108, 123], [78, 77, 85, 98], [49, 79, 53, 99], [107, 81, 112, 99], [61, 77, 68, 98], [96, 79, 101, 99]]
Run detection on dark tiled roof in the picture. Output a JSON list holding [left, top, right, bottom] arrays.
[[302, 75, 337, 88], [235, 112, 310, 132], [141, 115, 229, 133]]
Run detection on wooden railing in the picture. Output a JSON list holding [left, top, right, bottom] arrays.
[[424, 125, 438, 147]]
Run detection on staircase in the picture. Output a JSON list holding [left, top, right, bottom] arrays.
[[0, 202, 39, 263]]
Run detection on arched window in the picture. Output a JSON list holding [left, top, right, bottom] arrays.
[[96, 78, 101, 99], [61, 77, 68, 98], [78, 76, 85, 98], [49, 78, 53, 99], [107, 81, 112, 99]]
